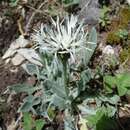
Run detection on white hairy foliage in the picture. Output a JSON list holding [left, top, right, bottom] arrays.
[[32, 15, 95, 62]]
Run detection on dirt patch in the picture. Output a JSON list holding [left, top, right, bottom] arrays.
[[0, 59, 28, 128], [0, 61, 27, 93], [0, 3, 19, 56]]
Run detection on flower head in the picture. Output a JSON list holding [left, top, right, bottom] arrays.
[[32, 15, 96, 63]]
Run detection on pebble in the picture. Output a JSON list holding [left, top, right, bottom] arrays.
[[102, 45, 115, 55], [11, 53, 25, 66]]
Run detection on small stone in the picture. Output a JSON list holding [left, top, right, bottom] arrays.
[[11, 53, 25, 66], [102, 45, 115, 55]]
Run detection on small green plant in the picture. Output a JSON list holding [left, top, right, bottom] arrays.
[[23, 112, 45, 130], [116, 29, 128, 40], [87, 106, 119, 130], [106, 29, 128, 45], [104, 73, 130, 96], [9, 0, 19, 7], [99, 6, 111, 29]]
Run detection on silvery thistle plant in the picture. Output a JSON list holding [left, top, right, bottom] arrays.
[[9, 14, 97, 130], [31, 14, 97, 130]]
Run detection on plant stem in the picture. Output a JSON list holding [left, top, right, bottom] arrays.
[[62, 58, 69, 98]]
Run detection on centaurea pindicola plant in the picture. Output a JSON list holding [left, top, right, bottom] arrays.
[[9, 14, 98, 130]]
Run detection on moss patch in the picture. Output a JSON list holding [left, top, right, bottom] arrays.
[[106, 6, 130, 45], [119, 48, 130, 63]]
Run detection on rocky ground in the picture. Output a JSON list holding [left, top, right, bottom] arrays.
[[0, 0, 130, 130]]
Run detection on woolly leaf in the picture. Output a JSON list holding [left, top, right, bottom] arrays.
[[9, 84, 41, 94]]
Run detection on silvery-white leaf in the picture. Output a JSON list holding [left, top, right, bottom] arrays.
[[52, 78, 67, 98], [17, 48, 42, 66], [64, 109, 76, 130], [17, 35, 30, 48], [10, 35, 29, 49], [78, 69, 92, 93], [98, 95, 120, 105], [2, 49, 17, 59], [78, 105, 96, 115], [18, 95, 41, 112], [22, 63, 39, 76], [9, 83, 42, 94], [50, 94, 66, 110], [2, 35, 30, 59]]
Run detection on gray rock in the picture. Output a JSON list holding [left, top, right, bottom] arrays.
[[79, 0, 100, 25]]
